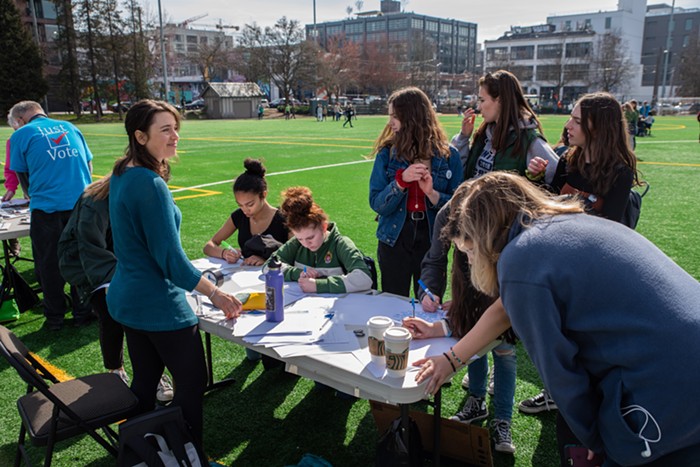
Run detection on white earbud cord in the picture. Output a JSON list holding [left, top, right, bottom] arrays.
[[621, 404, 661, 458]]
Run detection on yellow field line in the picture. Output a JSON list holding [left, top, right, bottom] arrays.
[[29, 352, 73, 382], [638, 161, 700, 167]]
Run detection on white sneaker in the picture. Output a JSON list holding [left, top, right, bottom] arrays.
[[461, 367, 495, 395], [157, 374, 174, 402], [110, 367, 130, 385]]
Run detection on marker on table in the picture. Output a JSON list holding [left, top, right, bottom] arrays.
[[220, 240, 234, 251], [417, 279, 442, 311]]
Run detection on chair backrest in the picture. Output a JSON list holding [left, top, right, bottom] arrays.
[[362, 255, 379, 290], [0, 325, 58, 394]]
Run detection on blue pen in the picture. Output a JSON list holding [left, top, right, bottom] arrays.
[[417, 279, 442, 311]]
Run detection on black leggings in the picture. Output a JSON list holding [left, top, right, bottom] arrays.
[[91, 289, 124, 370], [378, 217, 430, 297], [123, 324, 207, 444]]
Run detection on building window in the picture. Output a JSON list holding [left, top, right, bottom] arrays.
[[426, 21, 438, 32], [200, 36, 208, 44], [441, 23, 452, 34], [366, 32, 384, 42], [605, 17, 612, 29], [511, 46, 534, 60], [459, 26, 470, 36], [367, 20, 386, 32], [538, 43, 562, 59], [389, 18, 408, 30], [537, 65, 561, 81], [412, 18, 423, 29], [346, 22, 363, 34], [685, 18, 693, 31], [175, 35, 183, 42], [327, 25, 342, 36], [584, 19, 592, 30], [565, 42, 591, 58], [511, 66, 534, 81], [683, 35, 689, 47], [389, 30, 408, 41], [486, 47, 509, 61], [564, 20, 572, 31], [564, 64, 589, 81]]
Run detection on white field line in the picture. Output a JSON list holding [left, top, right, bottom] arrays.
[[169, 158, 373, 193]]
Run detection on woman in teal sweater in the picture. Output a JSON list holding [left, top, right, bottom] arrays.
[[108, 100, 241, 447], [270, 186, 372, 294]]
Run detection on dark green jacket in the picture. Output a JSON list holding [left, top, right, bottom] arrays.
[[58, 194, 115, 305]]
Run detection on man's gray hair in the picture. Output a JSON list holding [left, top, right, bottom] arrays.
[[8, 101, 44, 122]]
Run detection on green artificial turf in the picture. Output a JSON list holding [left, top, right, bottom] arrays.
[[0, 112, 697, 466]]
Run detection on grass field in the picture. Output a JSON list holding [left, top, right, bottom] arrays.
[[0, 112, 698, 467]]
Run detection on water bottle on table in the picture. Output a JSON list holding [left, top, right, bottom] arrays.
[[265, 257, 284, 322]]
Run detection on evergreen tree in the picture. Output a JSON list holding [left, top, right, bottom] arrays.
[[0, 0, 49, 117]]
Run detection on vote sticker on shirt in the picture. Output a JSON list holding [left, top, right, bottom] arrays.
[[325, 252, 333, 264]]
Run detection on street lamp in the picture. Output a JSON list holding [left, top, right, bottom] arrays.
[[157, 0, 169, 102], [660, 0, 675, 99]]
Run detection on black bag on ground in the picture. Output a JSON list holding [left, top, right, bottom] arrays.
[[117, 406, 207, 467], [7, 264, 40, 312], [375, 416, 423, 467]]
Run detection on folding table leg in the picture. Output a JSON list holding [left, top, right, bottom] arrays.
[[203, 332, 236, 392]]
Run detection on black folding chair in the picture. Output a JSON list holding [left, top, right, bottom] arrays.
[[0, 325, 139, 467]]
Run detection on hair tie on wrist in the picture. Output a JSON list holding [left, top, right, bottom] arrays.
[[209, 289, 217, 300], [443, 352, 457, 372], [450, 347, 465, 366]]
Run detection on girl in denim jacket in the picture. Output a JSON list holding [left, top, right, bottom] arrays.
[[369, 86, 462, 297]]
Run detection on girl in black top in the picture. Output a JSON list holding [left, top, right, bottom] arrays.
[[203, 158, 289, 266]]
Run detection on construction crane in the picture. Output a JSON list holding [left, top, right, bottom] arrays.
[[190, 19, 240, 31], [177, 13, 208, 28]]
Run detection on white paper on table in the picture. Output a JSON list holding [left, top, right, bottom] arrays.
[[271, 324, 359, 358], [330, 293, 414, 326], [233, 309, 318, 337], [223, 269, 266, 291], [191, 256, 242, 271]]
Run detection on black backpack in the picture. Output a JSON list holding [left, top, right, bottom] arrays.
[[621, 182, 650, 230], [375, 416, 424, 467], [118, 406, 207, 467]]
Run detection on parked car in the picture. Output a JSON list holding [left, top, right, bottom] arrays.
[[111, 101, 131, 113], [269, 97, 302, 108], [185, 98, 204, 110], [260, 98, 269, 107]]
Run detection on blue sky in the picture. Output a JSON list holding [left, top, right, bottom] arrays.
[[153, 0, 697, 42]]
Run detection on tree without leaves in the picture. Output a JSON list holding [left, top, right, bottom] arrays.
[[0, 0, 49, 117], [358, 40, 406, 96], [314, 34, 360, 100], [192, 34, 234, 83], [237, 17, 316, 102], [588, 32, 634, 93], [54, 0, 82, 115], [675, 35, 700, 97]]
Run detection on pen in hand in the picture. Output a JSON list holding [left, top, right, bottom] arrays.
[[417, 279, 442, 311], [411, 297, 415, 319]]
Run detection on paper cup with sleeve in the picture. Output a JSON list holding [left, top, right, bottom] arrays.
[[367, 316, 393, 366], [384, 326, 412, 378]]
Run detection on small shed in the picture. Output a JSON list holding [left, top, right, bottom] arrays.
[[202, 82, 266, 119]]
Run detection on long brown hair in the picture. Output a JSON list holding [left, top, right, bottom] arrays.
[[444, 172, 583, 297], [280, 187, 328, 231], [565, 92, 639, 194], [83, 175, 111, 201], [473, 70, 542, 156], [372, 87, 450, 161], [113, 99, 180, 181]]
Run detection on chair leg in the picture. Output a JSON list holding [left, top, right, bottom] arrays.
[[15, 423, 27, 467]]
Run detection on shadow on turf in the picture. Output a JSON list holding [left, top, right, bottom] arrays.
[[202, 358, 380, 466]]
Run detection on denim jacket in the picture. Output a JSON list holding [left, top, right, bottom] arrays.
[[369, 145, 463, 247]]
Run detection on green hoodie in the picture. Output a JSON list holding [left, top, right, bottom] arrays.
[[270, 222, 372, 294]]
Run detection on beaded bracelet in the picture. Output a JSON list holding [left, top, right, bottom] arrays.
[[442, 352, 457, 372], [450, 347, 465, 366]]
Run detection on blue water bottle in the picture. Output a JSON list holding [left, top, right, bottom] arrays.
[[265, 257, 284, 322]]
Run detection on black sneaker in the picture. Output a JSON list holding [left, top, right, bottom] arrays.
[[449, 395, 488, 424], [518, 388, 558, 414], [491, 418, 516, 453]]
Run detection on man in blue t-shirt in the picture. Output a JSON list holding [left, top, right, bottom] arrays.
[[9, 100, 94, 331]]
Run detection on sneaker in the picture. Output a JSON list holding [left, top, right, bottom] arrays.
[[461, 368, 495, 396], [518, 388, 558, 414], [491, 419, 516, 453], [157, 374, 174, 403], [449, 395, 488, 424], [110, 367, 130, 385]]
